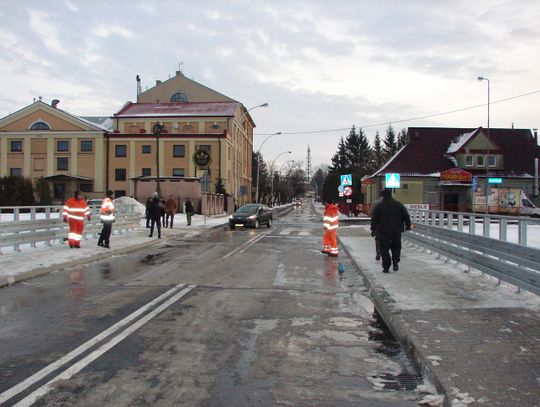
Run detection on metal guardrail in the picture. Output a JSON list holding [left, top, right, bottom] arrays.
[[404, 223, 540, 295], [0, 205, 141, 252], [408, 209, 540, 247]]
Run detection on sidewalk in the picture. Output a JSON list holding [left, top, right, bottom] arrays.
[[0, 214, 229, 288], [339, 226, 540, 407]]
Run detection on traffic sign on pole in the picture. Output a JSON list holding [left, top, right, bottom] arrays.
[[385, 173, 400, 188], [343, 186, 353, 197], [340, 174, 352, 186]]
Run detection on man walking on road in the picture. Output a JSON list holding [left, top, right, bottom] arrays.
[[97, 190, 115, 249], [371, 189, 411, 273], [165, 195, 177, 228], [148, 192, 162, 238], [369, 192, 383, 261], [322, 200, 339, 257], [63, 191, 91, 248], [184, 197, 194, 226]]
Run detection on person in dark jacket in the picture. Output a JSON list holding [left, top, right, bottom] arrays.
[[185, 197, 194, 226], [148, 193, 162, 238], [145, 197, 152, 228], [371, 189, 411, 273]]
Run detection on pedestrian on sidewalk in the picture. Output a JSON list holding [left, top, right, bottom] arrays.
[[145, 197, 152, 228], [184, 197, 194, 226], [370, 189, 411, 273], [369, 192, 383, 261], [322, 200, 339, 257], [97, 190, 115, 249], [148, 192, 162, 238], [63, 191, 91, 248], [165, 195, 177, 228]]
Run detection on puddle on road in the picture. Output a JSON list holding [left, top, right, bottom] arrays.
[[368, 310, 423, 392]]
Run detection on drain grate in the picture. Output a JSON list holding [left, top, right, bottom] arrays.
[[371, 372, 423, 391]]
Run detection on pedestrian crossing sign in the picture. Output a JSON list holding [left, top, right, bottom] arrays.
[[340, 174, 352, 186], [385, 173, 400, 188]]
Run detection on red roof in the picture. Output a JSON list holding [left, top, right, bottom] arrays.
[[114, 101, 240, 118], [372, 127, 540, 178]]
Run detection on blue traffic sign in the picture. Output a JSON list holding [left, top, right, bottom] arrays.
[[385, 173, 400, 188], [340, 174, 352, 186], [488, 177, 502, 184]]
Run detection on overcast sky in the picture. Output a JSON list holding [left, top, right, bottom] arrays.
[[1, 0, 539, 169]]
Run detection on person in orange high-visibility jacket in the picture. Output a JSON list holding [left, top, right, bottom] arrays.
[[322, 201, 339, 257], [63, 191, 91, 248], [97, 190, 115, 249]]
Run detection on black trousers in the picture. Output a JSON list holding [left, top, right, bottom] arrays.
[[149, 217, 161, 237], [165, 213, 174, 228], [98, 222, 113, 246], [379, 232, 402, 270]]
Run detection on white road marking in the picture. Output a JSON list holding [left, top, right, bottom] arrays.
[[13, 285, 196, 407], [279, 228, 293, 235], [222, 232, 269, 259], [0, 283, 188, 405]]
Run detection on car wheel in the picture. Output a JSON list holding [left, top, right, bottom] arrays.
[[254, 219, 260, 229], [267, 218, 272, 227], [230, 224, 235, 230]]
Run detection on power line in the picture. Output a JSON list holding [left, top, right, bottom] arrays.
[[255, 89, 540, 136]]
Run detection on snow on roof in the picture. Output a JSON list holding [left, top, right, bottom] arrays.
[[114, 102, 240, 118], [446, 129, 478, 154], [82, 116, 113, 131]]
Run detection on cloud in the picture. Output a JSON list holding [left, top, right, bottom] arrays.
[[93, 24, 134, 39], [64, 0, 78, 12], [28, 9, 67, 54]]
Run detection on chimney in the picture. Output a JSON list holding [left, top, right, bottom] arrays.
[[511, 122, 514, 129], [156, 80, 162, 86], [51, 99, 60, 108], [38, 96, 42, 102], [534, 128, 538, 145], [176, 70, 184, 77]]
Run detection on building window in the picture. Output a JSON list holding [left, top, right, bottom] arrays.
[[465, 156, 473, 167], [172, 168, 185, 177], [115, 168, 127, 181], [142, 168, 152, 176], [54, 183, 66, 200], [488, 155, 496, 167], [170, 92, 188, 102], [30, 121, 50, 130], [10, 168, 22, 176], [198, 144, 211, 153], [142, 145, 151, 154], [57, 140, 69, 152], [57, 157, 68, 171], [173, 145, 185, 157], [476, 155, 484, 167], [115, 190, 126, 198], [80, 140, 93, 152], [10, 140, 22, 152], [115, 145, 127, 157], [80, 183, 93, 193]]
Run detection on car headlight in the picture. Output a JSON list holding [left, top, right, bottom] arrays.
[[248, 214, 257, 220]]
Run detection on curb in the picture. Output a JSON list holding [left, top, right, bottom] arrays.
[[0, 222, 228, 289], [339, 237, 450, 406]]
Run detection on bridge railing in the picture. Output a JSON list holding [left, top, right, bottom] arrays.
[[404, 212, 540, 295], [0, 204, 141, 252]]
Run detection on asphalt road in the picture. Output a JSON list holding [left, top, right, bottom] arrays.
[[0, 205, 429, 406]]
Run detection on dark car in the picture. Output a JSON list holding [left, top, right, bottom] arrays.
[[229, 204, 273, 229]]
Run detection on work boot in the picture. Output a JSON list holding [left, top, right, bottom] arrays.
[[382, 268, 389, 273], [393, 262, 399, 271]]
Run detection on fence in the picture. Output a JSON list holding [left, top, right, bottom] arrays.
[[405, 209, 540, 295], [0, 204, 141, 252]]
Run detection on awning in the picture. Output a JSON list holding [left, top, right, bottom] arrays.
[[43, 174, 93, 181]]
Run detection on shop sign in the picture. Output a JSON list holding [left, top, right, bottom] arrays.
[[440, 168, 472, 182], [193, 150, 211, 168]]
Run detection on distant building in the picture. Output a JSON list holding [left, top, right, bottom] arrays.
[[363, 126, 540, 212]]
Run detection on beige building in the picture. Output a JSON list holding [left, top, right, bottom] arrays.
[[0, 71, 258, 206], [0, 99, 107, 201]]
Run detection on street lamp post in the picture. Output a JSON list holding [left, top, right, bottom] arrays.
[[478, 76, 490, 213], [269, 151, 292, 206], [236, 103, 268, 206], [152, 122, 164, 196], [255, 132, 282, 203]]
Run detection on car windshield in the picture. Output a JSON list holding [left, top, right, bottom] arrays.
[[236, 204, 259, 214]]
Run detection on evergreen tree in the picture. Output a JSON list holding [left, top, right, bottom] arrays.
[[382, 124, 398, 160], [397, 128, 408, 149], [312, 168, 326, 198], [372, 131, 385, 170], [329, 137, 348, 172], [345, 126, 372, 176], [35, 177, 52, 205], [215, 178, 227, 195]]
